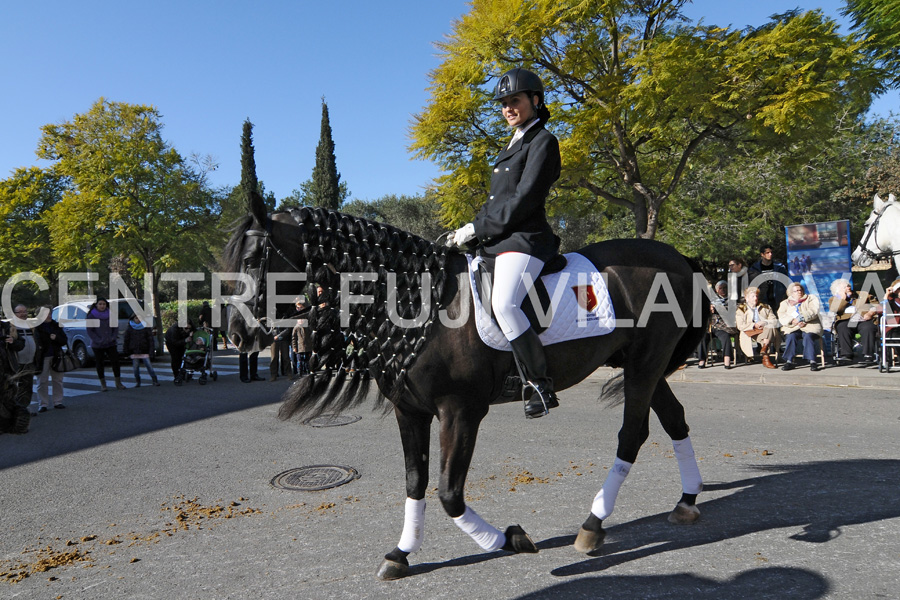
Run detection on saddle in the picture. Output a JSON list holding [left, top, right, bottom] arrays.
[[472, 253, 568, 334]]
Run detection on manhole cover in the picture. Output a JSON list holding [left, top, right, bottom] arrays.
[[271, 465, 360, 491], [302, 413, 362, 427]]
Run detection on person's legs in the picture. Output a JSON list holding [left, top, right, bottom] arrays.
[[835, 320, 854, 360], [50, 368, 64, 407], [132, 358, 141, 386], [492, 252, 556, 418], [782, 330, 799, 370], [37, 357, 52, 409]]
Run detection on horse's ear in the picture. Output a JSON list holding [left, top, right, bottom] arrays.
[[248, 189, 268, 227], [874, 194, 885, 211], [889, 193, 897, 204]]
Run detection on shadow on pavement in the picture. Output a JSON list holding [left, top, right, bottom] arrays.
[[514, 567, 828, 599], [409, 459, 897, 598], [0, 373, 286, 471]]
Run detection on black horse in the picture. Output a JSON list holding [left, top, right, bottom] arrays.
[[225, 197, 709, 580]]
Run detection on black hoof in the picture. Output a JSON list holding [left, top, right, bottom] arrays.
[[501, 524, 538, 553], [376, 558, 409, 580], [573, 513, 605, 554], [376, 547, 410, 580]]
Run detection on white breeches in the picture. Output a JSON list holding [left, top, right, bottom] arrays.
[[492, 252, 545, 341]]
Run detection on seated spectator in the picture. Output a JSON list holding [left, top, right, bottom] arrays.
[[703, 280, 738, 369], [778, 282, 823, 371], [881, 279, 900, 365], [829, 278, 878, 366], [736, 286, 780, 369]]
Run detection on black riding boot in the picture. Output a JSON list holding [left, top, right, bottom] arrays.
[[509, 328, 559, 418]]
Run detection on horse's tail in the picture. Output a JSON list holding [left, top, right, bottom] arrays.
[[278, 369, 373, 422], [663, 254, 709, 377]]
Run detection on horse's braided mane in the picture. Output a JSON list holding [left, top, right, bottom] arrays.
[[277, 206, 452, 421]]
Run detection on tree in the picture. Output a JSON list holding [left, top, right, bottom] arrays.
[[342, 193, 446, 240], [306, 99, 347, 210], [0, 166, 68, 302], [411, 0, 876, 239], [843, 0, 900, 88], [38, 98, 220, 333], [658, 116, 900, 265]]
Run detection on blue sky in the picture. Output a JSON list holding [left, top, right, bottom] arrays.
[[1, 0, 895, 204]]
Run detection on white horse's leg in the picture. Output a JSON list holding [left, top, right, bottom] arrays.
[[590, 457, 633, 520], [669, 436, 702, 524], [452, 505, 538, 554], [452, 505, 505, 550], [574, 458, 632, 553], [397, 497, 426, 552]]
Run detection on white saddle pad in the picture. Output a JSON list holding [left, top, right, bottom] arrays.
[[467, 252, 616, 351]]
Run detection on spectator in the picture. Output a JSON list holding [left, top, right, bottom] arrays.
[[124, 314, 159, 387], [881, 279, 900, 366], [778, 282, 823, 371], [708, 280, 738, 369], [735, 286, 780, 369], [87, 297, 125, 391], [165, 320, 193, 385], [199, 301, 212, 329], [12, 304, 37, 410], [291, 298, 311, 378], [0, 315, 27, 433], [829, 278, 878, 366], [727, 258, 749, 300], [239, 351, 263, 383], [267, 318, 291, 382], [35, 308, 68, 411], [748, 245, 789, 309]]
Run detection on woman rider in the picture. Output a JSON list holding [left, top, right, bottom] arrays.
[[448, 67, 561, 418]]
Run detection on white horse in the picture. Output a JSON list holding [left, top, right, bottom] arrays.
[[852, 193, 900, 272]]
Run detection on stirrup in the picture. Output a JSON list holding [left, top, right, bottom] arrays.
[[523, 381, 558, 419]]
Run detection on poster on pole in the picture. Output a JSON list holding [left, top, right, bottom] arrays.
[[784, 220, 852, 297]]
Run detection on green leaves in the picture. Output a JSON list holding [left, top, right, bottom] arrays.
[[411, 1, 876, 238], [37, 98, 219, 277]]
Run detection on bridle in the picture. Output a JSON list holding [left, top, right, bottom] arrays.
[[856, 203, 900, 262], [243, 218, 305, 324]]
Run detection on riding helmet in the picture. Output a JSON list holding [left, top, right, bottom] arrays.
[[493, 67, 544, 101]]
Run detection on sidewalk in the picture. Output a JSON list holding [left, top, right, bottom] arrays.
[[588, 360, 900, 391]]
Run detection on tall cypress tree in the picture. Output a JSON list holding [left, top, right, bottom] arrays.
[[309, 99, 343, 210], [239, 118, 259, 209]]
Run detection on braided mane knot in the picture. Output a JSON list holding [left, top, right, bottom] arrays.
[[278, 206, 451, 419]]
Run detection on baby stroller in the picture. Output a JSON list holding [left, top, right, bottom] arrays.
[[179, 328, 218, 385]]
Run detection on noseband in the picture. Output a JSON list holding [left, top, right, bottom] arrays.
[[244, 219, 305, 323]]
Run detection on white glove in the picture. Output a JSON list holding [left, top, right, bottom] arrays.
[[451, 223, 476, 248]]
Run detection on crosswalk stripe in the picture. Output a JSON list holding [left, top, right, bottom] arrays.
[[29, 363, 246, 400]]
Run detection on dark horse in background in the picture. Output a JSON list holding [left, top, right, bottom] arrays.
[[225, 194, 710, 580]]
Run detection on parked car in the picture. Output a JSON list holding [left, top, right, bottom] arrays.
[[51, 299, 161, 366]]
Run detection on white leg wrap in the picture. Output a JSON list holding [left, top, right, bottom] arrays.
[[452, 506, 505, 551], [590, 458, 632, 520], [673, 436, 703, 494], [397, 497, 426, 553]]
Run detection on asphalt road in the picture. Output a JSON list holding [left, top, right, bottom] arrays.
[[2, 353, 898, 600]]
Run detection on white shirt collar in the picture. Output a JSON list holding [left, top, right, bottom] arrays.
[[508, 118, 540, 148]]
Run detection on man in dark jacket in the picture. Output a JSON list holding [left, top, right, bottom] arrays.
[[748, 245, 789, 309], [0, 318, 28, 433], [165, 320, 193, 385]]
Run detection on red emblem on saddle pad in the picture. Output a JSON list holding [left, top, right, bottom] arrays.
[[571, 285, 598, 312]]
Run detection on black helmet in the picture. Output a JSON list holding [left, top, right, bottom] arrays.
[[493, 67, 544, 101]]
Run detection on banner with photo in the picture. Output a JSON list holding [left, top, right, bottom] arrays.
[[784, 220, 852, 297]]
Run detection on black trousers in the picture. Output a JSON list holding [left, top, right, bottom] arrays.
[[93, 346, 121, 379], [835, 319, 877, 358], [239, 352, 259, 379]]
